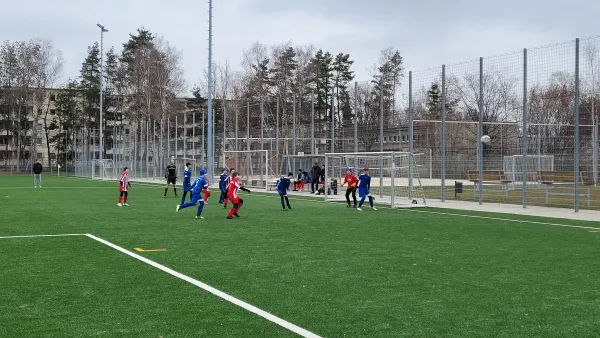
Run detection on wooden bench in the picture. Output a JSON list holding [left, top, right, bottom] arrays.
[[538, 171, 593, 207], [467, 170, 513, 200]]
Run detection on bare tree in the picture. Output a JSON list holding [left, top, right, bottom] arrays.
[[33, 39, 64, 167]]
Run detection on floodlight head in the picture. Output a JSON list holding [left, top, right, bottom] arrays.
[[97, 23, 108, 32]]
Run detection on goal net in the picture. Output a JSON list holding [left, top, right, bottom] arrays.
[[324, 152, 427, 208], [223, 150, 273, 190], [281, 154, 325, 176], [92, 159, 118, 181], [503, 155, 554, 187]]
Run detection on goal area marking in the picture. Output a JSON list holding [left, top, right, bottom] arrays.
[[0, 233, 321, 338]]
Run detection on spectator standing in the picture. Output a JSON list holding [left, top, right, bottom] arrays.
[[310, 162, 322, 193], [33, 161, 43, 188]]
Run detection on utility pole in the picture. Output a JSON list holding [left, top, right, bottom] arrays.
[[97, 23, 108, 160]]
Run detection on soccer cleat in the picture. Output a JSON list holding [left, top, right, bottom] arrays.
[[346, 204, 351, 208], [372, 207, 377, 211], [226, 216, 233, 219], [117, 203, 122, 207], [223, 204, 227, 209], [195, 216, 204, 219], [357, 207, 362, 211], [233, 213, 240, 218], [124, 204, 129, 207], [176, 205, 180, 212]]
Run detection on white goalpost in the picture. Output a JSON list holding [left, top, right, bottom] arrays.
[[223, 150, 273, 190], [92, 159, 118, 181], [324, 152, 427, 208]]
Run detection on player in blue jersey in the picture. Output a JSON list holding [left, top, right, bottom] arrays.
[[176, 169, 209, 219], [357, 168, 376, 211], [180, 162, 193, 205], [277, 172, 293, 209], [218, 168, 229, 204]]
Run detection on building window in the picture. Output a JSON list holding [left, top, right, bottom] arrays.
[[50, 109, 56, 115], [36, 153, 43, 159], [50, 95, 56, 101], [37, 138, 43, 145]]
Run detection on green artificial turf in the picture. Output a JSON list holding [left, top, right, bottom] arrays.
[[2, 175, 600, 337]]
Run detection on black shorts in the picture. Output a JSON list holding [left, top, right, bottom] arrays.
[[167, 177, 177, 184]]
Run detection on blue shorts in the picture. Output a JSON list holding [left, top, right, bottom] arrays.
[[358, 188, 370, 198], [278, 190, 287, 196]]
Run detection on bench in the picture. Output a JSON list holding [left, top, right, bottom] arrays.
[[538, 171, 593, 207], [467, 170, 513, 201]]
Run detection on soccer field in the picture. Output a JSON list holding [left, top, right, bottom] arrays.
[[3, 176, 600, 337]]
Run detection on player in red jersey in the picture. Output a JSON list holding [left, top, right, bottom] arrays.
[[226, 171, 251, 219], [341, 167, 358, 208], [223, 168, 234, 208], [202, 171, 211, 203], [117, 167, 132, 207]]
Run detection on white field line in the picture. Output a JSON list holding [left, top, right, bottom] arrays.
[[85, 234, 322, 338], [0, 233, 86, 239], [251, 191, 600, 231]]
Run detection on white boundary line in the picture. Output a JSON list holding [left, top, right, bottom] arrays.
[[251, 192, 600, 231], [0, 232, 321, 337], [84, 234, 321, 338]]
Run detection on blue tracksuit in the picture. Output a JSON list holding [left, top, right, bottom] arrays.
[[358, 173, 374, 207], [181, 168, 192, 204], [218, 173, 228, 203], [277, 177, 292, 209], [180, 176, 208, 216]]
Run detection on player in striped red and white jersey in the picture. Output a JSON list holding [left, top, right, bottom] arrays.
[[226, 171, 251, 219], [117, 167, 132, 207]]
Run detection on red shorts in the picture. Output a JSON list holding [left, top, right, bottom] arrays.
[[228, 196, 240, 204], [119, 187, 128, 192]]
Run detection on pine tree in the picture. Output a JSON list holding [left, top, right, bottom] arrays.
[[79, 43, 100, 158], [308, 50, 333, 129], [332, 53, 354, 129], [427, 83, 442, 119], [50, 80, 80, 165]]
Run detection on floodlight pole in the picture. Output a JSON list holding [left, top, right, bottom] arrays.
[[206, 0, 214, 181], [97, 24, 108, 161]]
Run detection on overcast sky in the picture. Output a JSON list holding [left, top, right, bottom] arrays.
[[1, 0, 599, 95]]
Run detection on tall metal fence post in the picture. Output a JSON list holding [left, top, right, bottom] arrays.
[[293, 94, 296, 157], [408, 71, 413, 199], [331, 89, 335, 153], [354, 82, 358, 168], [574, 38, 581, 212], [223, 104, 227, 160], [246, 102, 250, 152], [311, 91, 315, 154], [192, 112, 195, 162], [276, 98, 279, 174], [594, 123, 598, 185], [379, 80, 384, 197], [260, 99, 264, 151], [522, 48, 528, 208], [441, 65, 446, 202], [478, 57, 484, 205]]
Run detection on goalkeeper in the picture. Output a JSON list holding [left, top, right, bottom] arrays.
[[342, 168, 358, 208]]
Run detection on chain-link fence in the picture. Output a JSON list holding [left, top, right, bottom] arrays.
[[5, 35, 600, 211]]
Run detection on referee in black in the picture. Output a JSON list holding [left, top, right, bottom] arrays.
[[164, 159, 178, 197]]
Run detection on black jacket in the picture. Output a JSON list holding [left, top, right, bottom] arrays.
[[310, 166, 321, 180], [33, 162, 43, 174]]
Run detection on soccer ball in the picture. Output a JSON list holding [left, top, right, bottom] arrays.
[[481, 135, 491, 144]]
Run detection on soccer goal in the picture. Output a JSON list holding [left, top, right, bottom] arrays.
[[223, 150, 273, 190], [281, 154, 325, 176], [324, 152, 427, 208], [503, 154, 554, 187], [92, 159, 118, 181], [171, 157, 197, 179]]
